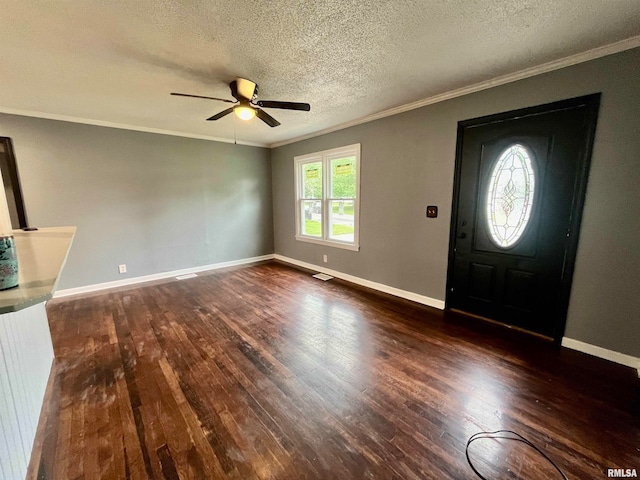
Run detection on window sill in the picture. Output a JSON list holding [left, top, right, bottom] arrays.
[[295, 235, 360, 251]]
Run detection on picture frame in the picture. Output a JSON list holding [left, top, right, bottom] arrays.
[[0, 137, 28, 229]]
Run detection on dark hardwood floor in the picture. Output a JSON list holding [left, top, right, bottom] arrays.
[[30, 261, 638, 479]]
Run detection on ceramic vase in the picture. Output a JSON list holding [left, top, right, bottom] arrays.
[[0, 235, 18, 290]]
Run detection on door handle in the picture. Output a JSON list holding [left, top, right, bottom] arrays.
[[458, 232, 467, 239]]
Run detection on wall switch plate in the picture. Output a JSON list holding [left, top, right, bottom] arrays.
[[323, 255, 328, 263], [426, 206, 438, 218], [118, 264, 127, 274]]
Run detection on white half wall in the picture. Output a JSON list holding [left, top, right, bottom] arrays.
[[0, 303, 54, 480]]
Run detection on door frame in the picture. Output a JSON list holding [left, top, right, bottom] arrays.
[[445, 94, 601, 342]]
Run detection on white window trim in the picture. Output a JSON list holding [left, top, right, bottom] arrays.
[[295, 143, 361, 251]]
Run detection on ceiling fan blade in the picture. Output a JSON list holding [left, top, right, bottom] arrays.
[[171, 92, 236, 103], [206, 107, 234, 121], [255, 108, 281, 127], [256, 100, 311, 111]]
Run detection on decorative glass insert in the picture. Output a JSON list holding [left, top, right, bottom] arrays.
[[486, 144, 536, 248]]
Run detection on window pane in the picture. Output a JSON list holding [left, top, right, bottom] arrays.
[[302, 200, 322, 237], [303, 162, 323, 199], [329, 200, 354, 242], [486, 144, 536, 248], [330, 156, 356, 198]]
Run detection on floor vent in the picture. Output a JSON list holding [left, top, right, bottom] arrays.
[[176, 273, 198, 280], [312, 273, 333, 281]]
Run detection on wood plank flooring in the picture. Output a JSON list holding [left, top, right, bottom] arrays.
[[30, 261, 638, 479]]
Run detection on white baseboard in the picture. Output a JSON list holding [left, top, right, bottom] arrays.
[[54, 254, 275, 298], [562, 337, 640, 376], [274, 254, 445, 310], [53, 254, 638, 377]]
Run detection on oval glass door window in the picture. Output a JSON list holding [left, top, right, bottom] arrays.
[[486, 144, 536, 248]]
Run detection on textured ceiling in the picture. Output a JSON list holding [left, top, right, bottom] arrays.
[[1, 1, 639, 147]]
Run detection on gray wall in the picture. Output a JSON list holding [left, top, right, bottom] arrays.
[[0, 115, 273, 290], [1, 48, 637, 358], [271, 48, 640, 358]]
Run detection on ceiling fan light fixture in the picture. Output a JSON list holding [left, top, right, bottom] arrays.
[[234, 105, 255, 121]]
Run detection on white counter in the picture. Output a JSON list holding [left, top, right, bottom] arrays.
[[0, 226, 75, 479], [0, 226, 76, 314]]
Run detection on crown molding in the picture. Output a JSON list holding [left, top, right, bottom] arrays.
[[2, 35, 638, 150], [0, 108, 269, 148], [270, 34, 640, 148]]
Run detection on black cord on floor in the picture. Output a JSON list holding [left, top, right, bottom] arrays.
[[465, 430, 568, 479]]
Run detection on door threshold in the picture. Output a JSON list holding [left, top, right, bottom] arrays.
[[448, 308, 554, 342]]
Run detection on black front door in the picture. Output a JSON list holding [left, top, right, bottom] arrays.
[[447, 95, 600, 340]]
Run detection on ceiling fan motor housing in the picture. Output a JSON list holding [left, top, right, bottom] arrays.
[[232, 78, 258, 102]]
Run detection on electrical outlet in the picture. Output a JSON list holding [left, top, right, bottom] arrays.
[[323, 255, 328, 263], [118, 264, 127, 274]]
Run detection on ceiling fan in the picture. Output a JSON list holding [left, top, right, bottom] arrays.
[[171, 78, 310, 127]]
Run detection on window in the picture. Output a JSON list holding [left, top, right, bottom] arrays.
[[486, 144, 536, 248], [295, 144, 360, 251]]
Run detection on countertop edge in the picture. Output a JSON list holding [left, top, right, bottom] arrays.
[[0, 227, 76, 314]]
